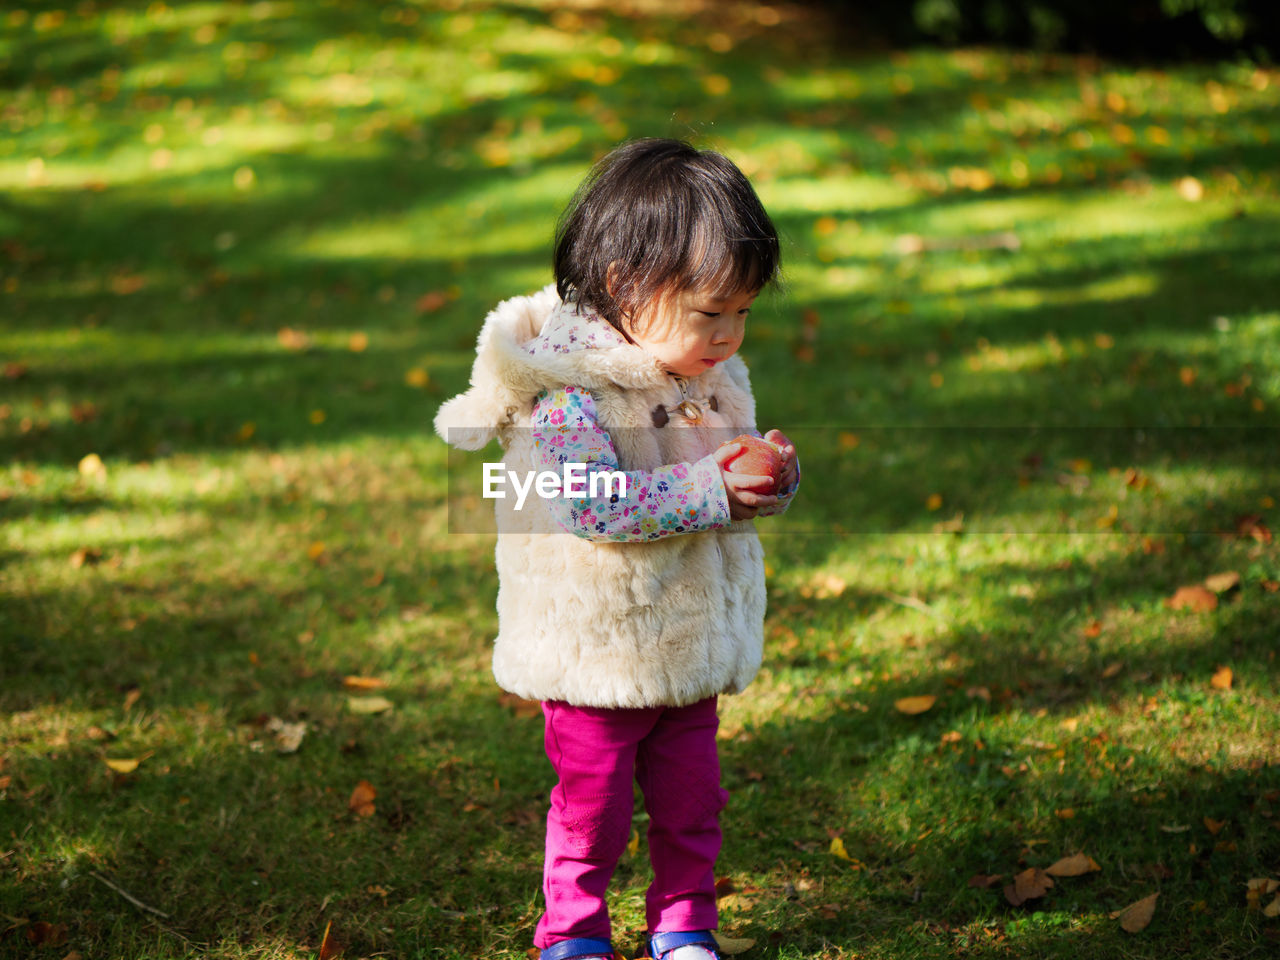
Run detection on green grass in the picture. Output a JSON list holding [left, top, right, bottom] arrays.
[[3, 1, 1279, 958]]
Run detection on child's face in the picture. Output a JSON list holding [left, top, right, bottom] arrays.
[[627, 286, 756, 379]]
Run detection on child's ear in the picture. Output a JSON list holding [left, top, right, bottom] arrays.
[[605, 260, 620, 299]]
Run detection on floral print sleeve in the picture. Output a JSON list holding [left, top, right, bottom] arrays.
[[531, 386, 732, 542]]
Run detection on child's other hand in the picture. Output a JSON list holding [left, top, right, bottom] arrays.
[[763, 429, 798, 494], [713, 442, 778, 520]]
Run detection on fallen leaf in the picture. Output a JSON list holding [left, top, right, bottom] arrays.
[[1204, 816, 1227, 835], [349, 780, 377, 817], [78, 453, 106, 478], [1114, 892, 1158, 932], [968, 873, 1003, 888], [415, 291, 447, 313], [711, 932, 755, 955], [1055, 808, 1077, 820], [277, 327, 310, 351], [1046, 853, 1101, 877], [1235, 514, 1272, 543], [348, 332, 369, 352], [1204, 571, 1240, 593], [1083, 620, 1102, 638], [318, 920, 342, 960], [627, 828, 640, 857], [342, 676, 387, 692], [123, 688, 141, 710], [25, 922, 68, 947], [105, 757, 141, 774], [1265, 895, 1280, 918], [1004, 867, 1054, 906], [1210, 667, 1233, 691], [347, 695, 393, 715], [265, 717, 307, 754], [70, 547, 103, 568], [1176, 176, 1204, 201], [405, 367, 430, 388], [894, 695, 937, 715], [1102, 662, 1124, 678], [1165, 584, 1217, 612], [1248, 878, 1280, 897], [830, 836, 851, 860]]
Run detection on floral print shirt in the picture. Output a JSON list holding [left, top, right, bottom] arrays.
[[531, 386, 732, 542], [524, 298, 799, 542]]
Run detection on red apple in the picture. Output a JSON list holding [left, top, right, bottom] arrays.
[[722, 434, 782, 495]]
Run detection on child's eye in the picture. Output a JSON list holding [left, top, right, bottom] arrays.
[[699, 311, 720, 319]]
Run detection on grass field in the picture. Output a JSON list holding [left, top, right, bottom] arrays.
[[2, 1, 1279, 958]]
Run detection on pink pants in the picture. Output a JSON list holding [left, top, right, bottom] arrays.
[[534, 697, 727, 950]]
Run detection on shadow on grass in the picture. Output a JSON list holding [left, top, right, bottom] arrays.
[[4, 2, 1279, 957]]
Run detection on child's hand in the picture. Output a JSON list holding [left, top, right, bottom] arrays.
[[713, 441, 779, 520], [763, 429, 798, 494]]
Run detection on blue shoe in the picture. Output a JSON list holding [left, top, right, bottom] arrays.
[[540, 937, 617, 960], [648, 931, 722, 960]]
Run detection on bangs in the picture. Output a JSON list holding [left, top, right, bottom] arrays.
[[554, 139, 780, 332]]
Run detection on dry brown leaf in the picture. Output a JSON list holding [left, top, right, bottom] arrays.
[[277, 327, 311, 351], [104, 757, 141, 774], [1166, 584, 1218, 612], [1055, 808, 1077, 820], [711, 932, 755, 955], [1046, 853, 1101, 877], [24, 922, 68, 947], [70, 547, 103, 568], [1083, 620, 1102, 638], [1247, 878, 1280, 897], [78, 453, 106, 478], [1114, 892, 1158, 932], [1235, 514, 1272, 543], [1004, 867, 1054, 906], [1203, 816, 1227, 835], [342, 676, 387, 692], [1210, 666, 1233, 690], [349, 780, 377, 817], [1102, 661, 1124, 678], [968, 873, 1003, 888], [318, 920, 342, 960], [894, 695, 937, 715], [1264, 894, 1280, 918], [264, 717, 307, 754], [347, 695, 393, 715], [1204, 571, 1240, 593]]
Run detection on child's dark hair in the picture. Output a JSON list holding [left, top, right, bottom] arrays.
[[554, 138, 780, 334]]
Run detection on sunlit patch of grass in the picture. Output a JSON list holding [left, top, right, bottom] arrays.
[[3, 2, 1279, 958]]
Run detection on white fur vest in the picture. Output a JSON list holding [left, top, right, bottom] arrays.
[[434, 286, 767, 708]]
